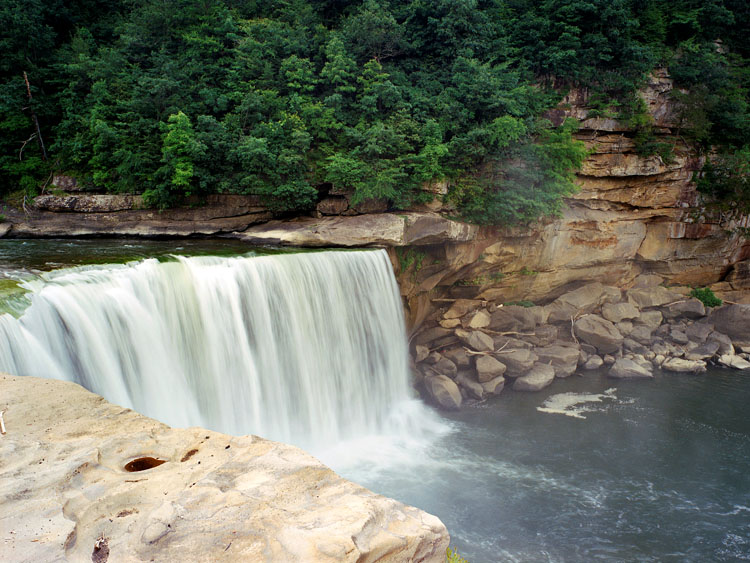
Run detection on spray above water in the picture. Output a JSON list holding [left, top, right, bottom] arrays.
[[0, 249, 447, 458]]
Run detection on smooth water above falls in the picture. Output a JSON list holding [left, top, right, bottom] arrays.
[[1, 240, 749, 562], [0, 247, 441, 454]]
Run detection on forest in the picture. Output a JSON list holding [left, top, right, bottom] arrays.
[[1, 0, 748, 224]]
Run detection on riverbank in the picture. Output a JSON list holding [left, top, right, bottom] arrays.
[[413, 278, 750, 410]]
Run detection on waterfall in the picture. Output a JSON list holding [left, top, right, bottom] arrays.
[[0, 249, 441, 455]]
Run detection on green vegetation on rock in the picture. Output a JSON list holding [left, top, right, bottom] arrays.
[[1, 0, 748, 225], [689, 287, 722, 308]]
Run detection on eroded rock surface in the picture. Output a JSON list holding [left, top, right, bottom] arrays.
[[0, 375, 449, 562]]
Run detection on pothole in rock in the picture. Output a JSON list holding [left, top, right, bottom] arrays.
[[124, 457, 167, 472]]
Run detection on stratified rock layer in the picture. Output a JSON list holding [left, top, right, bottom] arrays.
[[0, 375, 448, 563]]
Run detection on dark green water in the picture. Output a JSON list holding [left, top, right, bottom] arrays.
[[2, 240, 749, 562]]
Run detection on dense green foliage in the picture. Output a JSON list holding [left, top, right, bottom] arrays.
[[1, 0, 748, 223], [689, 287, 722, 308]]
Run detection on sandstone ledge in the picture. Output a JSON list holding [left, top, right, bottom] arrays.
[[0, 375, 448, 562], [233, 212, 478, 247]]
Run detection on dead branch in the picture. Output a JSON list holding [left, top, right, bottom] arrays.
[[18, 133, 36, 160], [0, 410, 6, 435]]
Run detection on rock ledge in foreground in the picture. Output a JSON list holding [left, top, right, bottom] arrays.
[[0, 375, 449, 562]]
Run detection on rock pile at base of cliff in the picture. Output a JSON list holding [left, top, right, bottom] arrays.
[[0, 375, 449, 562], [412, 276, 750, 410]]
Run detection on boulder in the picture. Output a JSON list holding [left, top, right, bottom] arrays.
[[661, 358, 707, 373], [489, 305, 537, 331], [456, 329, 494, 352], [636, 310, 664, 329], [546, 283, 619, 323], [718, 354, 750, 370], [433, 357, 458, 378], [443, 347, 470, 369], [684, 341, 720, 361], [574, 315, 624, 354], [444, 299, 483, 320], [707, 332, 734, 356], [603, 354, 616, 365], [467, 310, 491, 329], [663, 299, 706, 320], [527, 325, 558, 347], [424, 375, 463, 410], [513, 363, 556, 391], [601, 302, 640, 323], [496, 349, 538, 376], [475, 355, 507, 382], [608, 358, 654, 379], [708, 304, 750, 343], [629, 325, 654, 345], [439, 318, 461, 329], [632, 274, 664, 288], [414, 345, 430, 363], [616, 321, 634, 336], [316, 197, 349, 215], [414, 327, 453, 347], [651, 341, 671, 357], [455, 372, 485, 400], [623, 338, 649, 356], [583, 355, 604, 370], [534, 344, 580, 378], [686, 322, 714, 344], [670, 328, 689, 345], [627, 287, 680, 308], [480, 376, 506, 396], [0, 375, 449, 563]]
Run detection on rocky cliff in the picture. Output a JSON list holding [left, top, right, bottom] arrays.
[[2, 70, 748, 322], [0, 374, 449, 562]]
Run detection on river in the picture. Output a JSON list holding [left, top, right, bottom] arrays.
[[1, 240, 749, 562]]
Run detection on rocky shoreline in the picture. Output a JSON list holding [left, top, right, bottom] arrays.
[[412, 276, 750, 410]]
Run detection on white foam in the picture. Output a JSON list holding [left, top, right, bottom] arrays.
[[537, 388, 618, 419]]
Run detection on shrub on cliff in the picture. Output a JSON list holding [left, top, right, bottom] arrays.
[[690, 287, 722, 308]]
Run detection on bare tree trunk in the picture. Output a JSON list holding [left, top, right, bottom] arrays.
[[23, 71, 47, 161]]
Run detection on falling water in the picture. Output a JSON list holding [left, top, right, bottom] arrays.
[[0, 249, 440, 454]]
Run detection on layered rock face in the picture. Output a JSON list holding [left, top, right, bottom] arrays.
[[0, 375, 449, 562]]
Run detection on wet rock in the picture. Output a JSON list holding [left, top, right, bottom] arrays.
[[602, 302, 640, 323], [603, 354, 616, 365], [455, 372, 485, 400], [574, 315, 624, 354], [534, 344, 580, 378], [627, 287, 680, 308], [707, 332, 734, 356], [653, 354, 666, 366], [414, 327, 453, 347], [583, 355, 604, 370], [661, 358, 707, 373], [475, 355, 507, 382], [496, 349, 538, 376], [414, 345, 430, 363], [424, 375, 463, 410], [718, 354, 750, 370], [480, 376, 506, 396], [456, 329, 494, 352], [489, 305, 537, 332], [513, 363, 556, 391], [608, 357, 654, 379], [433, 357, 457, 378], [684, 341, 720, 361]]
